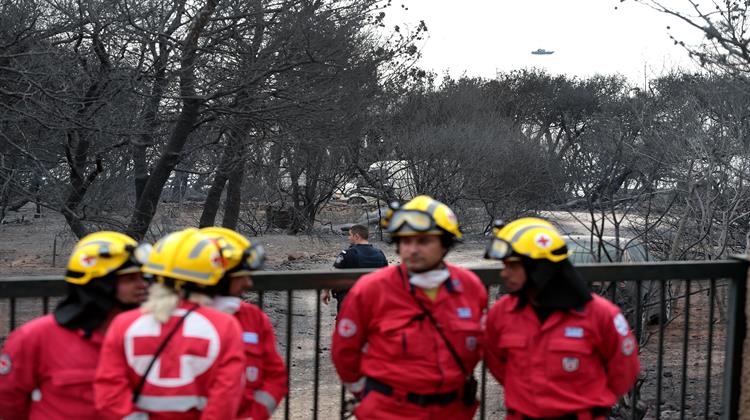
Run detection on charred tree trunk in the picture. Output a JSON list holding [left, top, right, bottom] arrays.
[[171, 171, 189, 202], [222, 163, 244, 229], [62, 146, 103, 238], [133, 1, 187, 206], [222, 129, 247, 229], [287, 167, 303, 234], [61, 26, 111, 238], [199, 169, 228, 228], [199, 130, 246, 228], [133, 77, 164, 205], [127, 98, 202, 239], [126, 0, 218, 239], [267, 142, 283, 199]]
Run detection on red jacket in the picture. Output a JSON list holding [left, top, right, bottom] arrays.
[[233, 302, 288, 420], [94, 301, 245, 419], [485, 293, 640, 417], [0, 314, 105, 420], [332, 264, 488, 394]]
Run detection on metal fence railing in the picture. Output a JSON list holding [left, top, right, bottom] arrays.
[[0, 259, 747, 420]]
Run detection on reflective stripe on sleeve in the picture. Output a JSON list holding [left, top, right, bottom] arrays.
[[136, 395, 207, 412], [344, 377, 365, 393], [253, 389, 278, 414]]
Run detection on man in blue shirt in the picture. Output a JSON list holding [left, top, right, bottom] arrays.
[[322, 224, 388, 312]]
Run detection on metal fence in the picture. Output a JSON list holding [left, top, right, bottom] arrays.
[[0, 259, 747, 420]]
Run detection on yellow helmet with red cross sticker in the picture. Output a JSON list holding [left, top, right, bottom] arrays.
[[485, 217, 570, 263], [384, 195, 462, 240], [65, 231, 148, 285], [199, 227, 265, 276], [142, 228, 228, 286]]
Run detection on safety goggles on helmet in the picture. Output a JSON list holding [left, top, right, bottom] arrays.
[[484, 237, 515, 260], [230, 243, 265, 276], [115, 243, 153, 275], [379, 201, 400, 231], [386, 209, 441, 236]]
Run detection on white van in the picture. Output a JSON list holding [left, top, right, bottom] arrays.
[[335, 160, 417, 205], [566, 235, 648, 263], [565, 234, 662, 326]]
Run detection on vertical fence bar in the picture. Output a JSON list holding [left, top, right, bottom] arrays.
[[258, 291, 264, 310], [340, 386, 346, 420], [285, 290, 293, 420], [631, 279, 643, 420], [704, 278, 716, 420], [480, 361, 487, 420], [655, 280, 666, 420], [722, 272, 747, 420], [313, 290, 321, 420], [679, 279, 691, 420], [634, 280, 643, 341], [42, 296, 49, 314], [9, 298, 16, 331]]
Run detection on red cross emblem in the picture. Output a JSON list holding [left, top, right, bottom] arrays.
[[80, 254, 97, 268], [209, 240, 226, 268], [562, 356, 579, 372], [622, 336, 636, 356], [338, 318, 357, 338], [535, 233, 552, 249], [0, 354, 12, 375], [126, 310, 219, 387], [210, 252, 222, 267]]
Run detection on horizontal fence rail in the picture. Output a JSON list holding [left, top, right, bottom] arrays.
[[0, 259, 747, 420]]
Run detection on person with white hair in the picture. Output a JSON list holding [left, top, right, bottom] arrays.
[[94, 228, 245, 419]]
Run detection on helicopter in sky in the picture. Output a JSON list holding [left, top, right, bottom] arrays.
[[531, 48, 555, 55]]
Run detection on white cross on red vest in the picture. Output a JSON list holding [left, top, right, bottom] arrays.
[[125, 309, 220, 387], [133, 318, 210, 379]]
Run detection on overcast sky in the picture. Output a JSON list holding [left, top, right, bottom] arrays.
[[389, 0, 706, 84]]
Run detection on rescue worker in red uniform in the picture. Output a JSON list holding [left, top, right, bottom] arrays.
[[0, 231, 149, 420], [483, 218, 640, 420], [94, 228, 245, 419], [332, 195, 488, 420], [199, 227, 288, 420]]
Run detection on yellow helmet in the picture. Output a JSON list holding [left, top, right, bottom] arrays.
[[142, 228, 227, 286], [384, 195, 462, 240], [65, 231, 146, 285], [485, 217, 569, 263], [199, 227, 265, 275]]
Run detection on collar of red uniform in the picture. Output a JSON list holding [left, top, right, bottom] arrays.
[[445, 271, 463, 293], [400, 263, 462, 294], [77, 327, 105, 344], [506, 294, 587, 317]]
